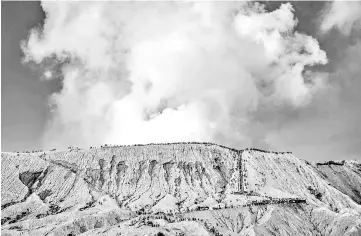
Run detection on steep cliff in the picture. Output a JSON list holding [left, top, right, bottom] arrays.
[[1, 143, 361, 236]]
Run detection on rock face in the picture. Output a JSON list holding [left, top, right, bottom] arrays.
[[1, 143, 361, 236]]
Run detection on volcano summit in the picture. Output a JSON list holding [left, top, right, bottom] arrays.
[[1, 143, 361, 235]]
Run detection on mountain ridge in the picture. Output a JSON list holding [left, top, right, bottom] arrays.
[[1, 142, 361, 235]]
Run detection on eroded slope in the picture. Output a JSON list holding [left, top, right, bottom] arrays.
[[1, 143, 361, 236]]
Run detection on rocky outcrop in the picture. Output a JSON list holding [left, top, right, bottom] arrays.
[[1, 143, 361, 235]]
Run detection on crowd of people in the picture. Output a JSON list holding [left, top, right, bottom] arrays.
[[13, 142, 293, 157]]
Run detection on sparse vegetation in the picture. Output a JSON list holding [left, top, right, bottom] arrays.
[[1, 143, 359, 236]]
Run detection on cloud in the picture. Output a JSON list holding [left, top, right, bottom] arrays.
[[320, 1, 361, 35], [22, 2, 327, 149]]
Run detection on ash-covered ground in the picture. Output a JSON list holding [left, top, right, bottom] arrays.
[[1, 143, 361, 235]]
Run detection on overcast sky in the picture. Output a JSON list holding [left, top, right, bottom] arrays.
[[1, 1, 361, 162]]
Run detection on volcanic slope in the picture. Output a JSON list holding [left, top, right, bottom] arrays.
[[1, 143, 361, 236]]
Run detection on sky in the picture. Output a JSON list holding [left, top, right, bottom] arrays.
[[2, 2, 51, 151], [1, 1, 361, 162]]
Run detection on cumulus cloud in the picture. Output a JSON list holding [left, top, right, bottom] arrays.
[[22, 1, 327, 149], [321, 1, 361, 35]]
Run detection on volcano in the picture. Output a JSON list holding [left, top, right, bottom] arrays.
[[1, 143, 361, 235]]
